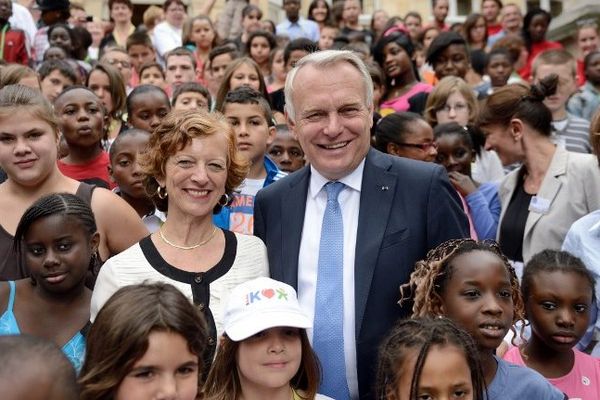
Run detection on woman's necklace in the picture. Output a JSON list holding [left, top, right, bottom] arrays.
[[158, 225, 217, 250]]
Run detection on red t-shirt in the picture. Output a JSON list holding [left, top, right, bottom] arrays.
[[487, 23, 502, 37], [518, 40, 563, 81], [57, 151, 113, 189], [1, 26, 28, 65]]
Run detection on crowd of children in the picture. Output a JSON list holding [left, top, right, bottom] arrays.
[[1, 0, 600, 399]]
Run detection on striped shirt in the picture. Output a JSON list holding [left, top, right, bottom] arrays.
[[552, 114, 592, 154]]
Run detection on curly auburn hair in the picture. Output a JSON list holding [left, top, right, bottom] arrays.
[[400, 239, 526, 341], [139, 110, 248, 212]]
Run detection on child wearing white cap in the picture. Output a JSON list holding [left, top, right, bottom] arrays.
[[202, 277, 333, 400]]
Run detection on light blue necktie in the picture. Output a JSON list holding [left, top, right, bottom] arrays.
[[313, 181, 350, 400]]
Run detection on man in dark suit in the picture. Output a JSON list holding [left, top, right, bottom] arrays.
[[254, 50, 469, 400]]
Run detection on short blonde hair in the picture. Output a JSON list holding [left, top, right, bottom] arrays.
[[425, 76, 478, 127], [139, 110, 248, 212]]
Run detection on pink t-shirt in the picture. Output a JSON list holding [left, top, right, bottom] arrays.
[[504, 346, 600, 399], [379, 82, 433, 116]]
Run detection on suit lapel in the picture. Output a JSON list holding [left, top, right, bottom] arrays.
[[355, 149, 396, 335], [280, 167, 310, 289], [523, 148, 567, 240]]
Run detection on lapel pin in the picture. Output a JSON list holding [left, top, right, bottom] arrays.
[[381, 186, 389, 191]]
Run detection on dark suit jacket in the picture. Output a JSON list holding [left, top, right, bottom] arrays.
[[254, 148, 469, 399]]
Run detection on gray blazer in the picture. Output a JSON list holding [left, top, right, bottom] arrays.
[[498, 147, 600, 262]]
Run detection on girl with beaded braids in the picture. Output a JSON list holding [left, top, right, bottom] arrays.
[[479, 75, 600, 266], [0, 193, 100, 372], [400, 238, 566, 400], [376, 317, 486, 400]]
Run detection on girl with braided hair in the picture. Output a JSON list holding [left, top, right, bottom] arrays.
[[400, 238, 566, 400], [0, 193, 100, 372], [376, 317, 486, 400]]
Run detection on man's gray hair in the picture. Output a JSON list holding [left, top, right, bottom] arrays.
[[284, 50, 374, 122]]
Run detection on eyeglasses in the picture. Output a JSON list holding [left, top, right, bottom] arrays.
[[396, 142, 438, 151], [106, 59, 131, 69], [437, 103, 469, 114]]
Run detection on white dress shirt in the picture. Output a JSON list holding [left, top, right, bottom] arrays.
[[298, 160, 364, 400]]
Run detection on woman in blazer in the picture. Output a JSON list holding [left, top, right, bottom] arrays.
[[478, 75, 600, 267]]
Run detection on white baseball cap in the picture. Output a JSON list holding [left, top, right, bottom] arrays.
[[223, 277, 312, 341]]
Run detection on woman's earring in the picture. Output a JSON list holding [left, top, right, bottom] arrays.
[[218, 193, 231, 206], [156, 186, 168, 199]]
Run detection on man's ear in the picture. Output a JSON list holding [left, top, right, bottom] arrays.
[[387, 142, 399, 156]]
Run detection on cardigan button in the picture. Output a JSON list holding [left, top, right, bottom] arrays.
[[194, 274, 203, 284], [197, 303, 205, 311]]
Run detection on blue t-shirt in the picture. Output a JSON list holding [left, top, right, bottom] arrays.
[[486, 356, 566, 399]]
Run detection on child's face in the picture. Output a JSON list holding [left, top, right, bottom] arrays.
[[388, 120, 437, 163], [319, 27, 338, 50], [242, 10, 262, 33], [103, 51, 133, 86], [285, 50, 309, 71], [110, 133, 150, 199], [534, 64, 575, 116], [526, 271, 592, 353], [173, 91, 209, 112], [128, 92, 171, 132], [139, 66, 166, 88], [578, 27, 599, 57], [271, 49, 286, 81], [486, 54, 513, 87], [405, 17, 422, 41], [128, 44, 156, 73], [439, 250, 514, 352], [528, 14, 549, 43], [391, 344, 474, 400], [250, 36, 271, 65], [54, 89, 105, 149], [383, 42, 412, 80], [434, 133, 474, 176], [87, 70, 114, 113], [236, 327, 302, 391], [423, 29, 440, 50], [436, 90, 470, 126], [165, 55, 196, 87], [191, 18, 215, 49], [586, 52, 600, 86], [210, 53, 234, 82], [115, 331, 199, 400], [267, 131, 305, 173], [0, 111, 58, 185], [49, 26, 73, 53], [41, 70, 74, 103], [44, 46, 67, 61], [224, 102, 275, 165], [229, 63, 261, 92], [24, 214, 98, 293], [433, 44, 470, 80]]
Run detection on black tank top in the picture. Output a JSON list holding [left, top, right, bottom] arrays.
[[0, 183, 95, 281]]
